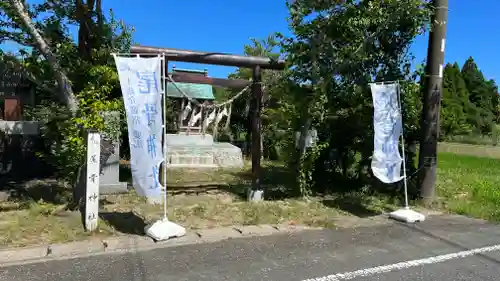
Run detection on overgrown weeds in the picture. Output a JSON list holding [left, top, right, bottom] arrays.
[[0, 161, 398, 248]]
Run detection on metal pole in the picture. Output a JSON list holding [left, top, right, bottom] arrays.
[[418, 0, 448, 204], [397, 82, 410, 209], [249, 65, 263, 201], [162, 55, 168, 220]]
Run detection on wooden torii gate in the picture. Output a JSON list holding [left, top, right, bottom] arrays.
[[130, 45, 285, 201]]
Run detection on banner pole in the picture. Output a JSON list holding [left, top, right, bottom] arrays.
[[397, 82, 409, 209], [387, 81, 425, 223], [114, 53, 185, 240], [162, 54, 168, 220]]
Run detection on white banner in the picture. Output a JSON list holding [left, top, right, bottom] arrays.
[[370, 83, 404, 184], [114, 56, 164, 197]]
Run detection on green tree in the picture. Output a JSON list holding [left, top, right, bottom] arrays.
[[1, 0, 134, 187], [2, 0, 78, 111], [1, 0, 133, 106], [280, 0, 431, 196], [440, 63, 470, 137], [228, 34, 286, 157], [461, 57, 496, 134], [486, 79, 500, 123]]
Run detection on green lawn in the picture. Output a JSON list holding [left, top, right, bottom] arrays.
[[3, 151, 500, 248], [437, 152, 500, 221]]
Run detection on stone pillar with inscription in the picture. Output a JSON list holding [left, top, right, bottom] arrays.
[[99, 111, 128, 194], [85, 130, 100, 232]]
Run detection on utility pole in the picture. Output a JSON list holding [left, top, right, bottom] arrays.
[[418, 0, 449, 205]]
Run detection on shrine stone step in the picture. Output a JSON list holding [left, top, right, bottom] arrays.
[[166, 142, 243, 169], [168, 152, 216, 168], [166, 133, 214, 146]]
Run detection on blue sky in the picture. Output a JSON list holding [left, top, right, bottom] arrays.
[[2, 0, 499, 82]]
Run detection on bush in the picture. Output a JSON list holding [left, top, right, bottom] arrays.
[[25, 99, 123, 185], [25, 65, 125, 185]]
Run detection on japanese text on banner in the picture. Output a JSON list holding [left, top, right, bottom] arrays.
[[114, 56, 164, 198]]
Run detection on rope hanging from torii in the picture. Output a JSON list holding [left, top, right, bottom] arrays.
[[167, 74, 251, 137]]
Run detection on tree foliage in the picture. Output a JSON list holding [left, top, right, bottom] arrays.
[[2, 0, 133, 184], [440, 57, 500, 142], [227, 34, 288, 156], [440, 63, 471, 136], [2, 0, 498, 202], [215, 0, 436, 198], [273, 0, 431, 196]]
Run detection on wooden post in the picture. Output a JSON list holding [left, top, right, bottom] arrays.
[[85, 130, 101, 232], [131, 45, 286, 70], [419, 0, 449, 204], [249, 66, 263, 201], [177, 99, 183, 132]]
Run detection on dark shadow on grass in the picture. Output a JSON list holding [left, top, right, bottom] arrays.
[[159, 164, 298, 201], [229, 164, 299, 200], [1, 180, 72, 208], [322, 195, 383, 218], [99, 211, 146, 236], [217, 182, 295, 201], [99, 197, 114, 206]]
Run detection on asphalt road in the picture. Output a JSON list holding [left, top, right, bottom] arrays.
[[2, 215, 500, 281]]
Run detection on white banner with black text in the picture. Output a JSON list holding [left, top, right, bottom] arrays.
[[114, 56, 164, 198]]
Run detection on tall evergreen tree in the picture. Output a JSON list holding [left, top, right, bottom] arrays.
[[485, 79, 500, 123], [461, 57, 495, 134], [440, 63, 470, 137]]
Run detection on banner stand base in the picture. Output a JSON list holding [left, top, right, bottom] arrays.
[[144, 218, 186, 241], [389, 208, 426, 223]]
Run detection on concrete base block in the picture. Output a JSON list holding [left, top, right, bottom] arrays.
[[166, 136, 243, 169], [100, 182, 129, 194], [146, 196, 164, 205], [166, 134, 214, 146]]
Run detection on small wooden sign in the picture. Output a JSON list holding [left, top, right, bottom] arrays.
[[4, 96, 22, 121], [85, 130, 101, 232]]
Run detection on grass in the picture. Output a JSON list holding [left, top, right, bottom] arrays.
[[437, 152, 500, 221], [0, 161, 396, 248], [444, 135, 500, 147], [101, 191, 344, 230], [0, 202, 113, 247], [438, 142, 500, 159], [6, 147, 500, 248]]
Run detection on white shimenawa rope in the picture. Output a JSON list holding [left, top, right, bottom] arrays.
[[167, 74, 250, 134], [167, 74, 251, 109]]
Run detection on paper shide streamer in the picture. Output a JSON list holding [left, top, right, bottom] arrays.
[[167, 75, 250, 137]]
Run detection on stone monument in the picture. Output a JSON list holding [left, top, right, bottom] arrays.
[[99, 111, 128, 194]]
